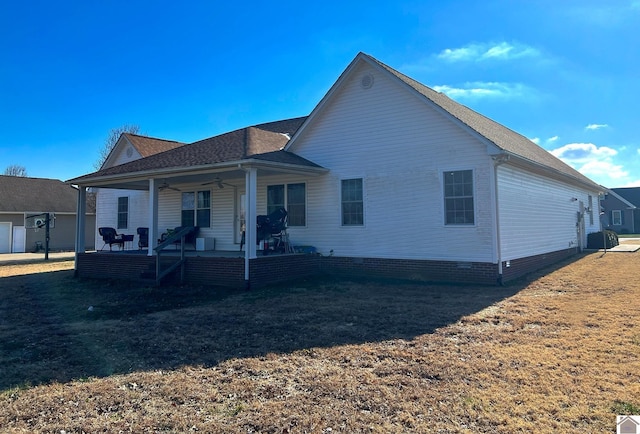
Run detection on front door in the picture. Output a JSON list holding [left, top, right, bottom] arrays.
[[235, 190, 246, 245]]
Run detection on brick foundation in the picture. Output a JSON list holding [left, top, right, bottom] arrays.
[[75, 247, 580, 288], [320, 256, 500, 285], [500, 247, 578, 282]]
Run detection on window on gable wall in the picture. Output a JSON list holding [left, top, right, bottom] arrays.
[[444, 170, 474, 225], [117, 196, 128, 229], [341, 178, 364, 226], [267, 183, 306, 226], [181, 191, 211, 227]]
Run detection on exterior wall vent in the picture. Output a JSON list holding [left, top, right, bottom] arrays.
[[361, 73, 374, 89]]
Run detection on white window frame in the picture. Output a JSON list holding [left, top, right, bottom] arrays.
[[117, 196, 129, 229], [341, 177, 364, 226], [443, 169, 475, 226], [612, 210, 622, 226], [266, 182, 307, 227], [181, 190, 211, 228]]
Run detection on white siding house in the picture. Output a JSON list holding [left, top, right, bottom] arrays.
[[71, 53, 603, 286]]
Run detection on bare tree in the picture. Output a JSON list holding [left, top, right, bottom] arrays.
[[94, 124, 140, 170], [3, 165, 28, 177]]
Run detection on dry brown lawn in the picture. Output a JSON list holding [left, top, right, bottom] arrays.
[[1, 250, 639, 433]]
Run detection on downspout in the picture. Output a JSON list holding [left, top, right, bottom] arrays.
[[491, 154, 509, 285]]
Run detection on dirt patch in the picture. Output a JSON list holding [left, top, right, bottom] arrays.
[[1, 252, 639, 432]]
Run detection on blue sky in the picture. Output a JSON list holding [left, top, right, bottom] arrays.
[[1, 0, 638, 187]]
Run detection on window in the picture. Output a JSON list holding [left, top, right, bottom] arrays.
[[117, 197, 128, 229], [341, 178, 363, 226], [612, 210, 622, 226], [267, 183, 306, 226], [588, 195, 594, 225], [444, 170, 474, 225], [181, 191, 210, 227]]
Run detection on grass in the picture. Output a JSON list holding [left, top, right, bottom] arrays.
[[1, 251, 639, 433]]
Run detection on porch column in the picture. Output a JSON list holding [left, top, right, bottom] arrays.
[[244, 167, 258, 283], [148, 178, 159, 256], [74, 185, 87, 271]]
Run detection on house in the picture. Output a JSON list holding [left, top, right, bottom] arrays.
[[0, 175, 96, 253], [601, 188, 640, 234], [68, 52, 603, 287]]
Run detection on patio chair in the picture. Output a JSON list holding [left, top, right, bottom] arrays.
[[98, 227, 126, 251], [137, 227, 149, 249]]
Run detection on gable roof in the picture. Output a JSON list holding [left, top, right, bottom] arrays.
[[123, 133, 185, 157], [287, 52, 601, 191], [0, 175, 94, 213], [612, 187, 640, 207], [69, 117, 317, 184]]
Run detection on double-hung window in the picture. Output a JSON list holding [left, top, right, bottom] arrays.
[[267, 183, 306, 226], [341, 178, 363, 226], [181, 191, 211, 227], [117, 196, 128, 229], [444, 170, 474, 225], [611, 210, 622, 226]]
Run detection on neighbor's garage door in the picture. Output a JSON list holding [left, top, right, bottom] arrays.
[[0, 222, 10, 253]]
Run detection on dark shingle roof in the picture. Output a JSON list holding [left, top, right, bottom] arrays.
[[123, 134, 185, 157], [69, 117, 313, 183], [365, 54, 600, 189], [612, 187, 640, 207], [0, 176, 92, 213]]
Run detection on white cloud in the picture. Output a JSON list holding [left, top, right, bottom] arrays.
[[550, 142, 617, 163], [550, 142, 629, 185], [530, 137, 540, 145], [437, 42, 540, 62], [548, 136, 559, 143], [585, 123, 609, 130], [433, 82, 533, 100]]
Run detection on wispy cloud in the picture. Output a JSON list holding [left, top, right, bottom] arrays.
[[550, 142, 628, 184], [437, 42, 540, 62], [531, 136, 559, 146], [585, 123, 609, 130], [433, 82, 534, 100]]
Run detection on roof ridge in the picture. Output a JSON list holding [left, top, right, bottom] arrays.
[[363, 53, 600, 190], [123, 132, 184, 144]]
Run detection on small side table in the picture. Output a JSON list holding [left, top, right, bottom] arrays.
[[122, 234, 134, 250]]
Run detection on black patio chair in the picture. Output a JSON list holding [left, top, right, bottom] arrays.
[[137, 227, 149, 249], [98, 227, 125, 251]]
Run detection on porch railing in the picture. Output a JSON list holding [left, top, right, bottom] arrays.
[[154, 226, 194, 285]]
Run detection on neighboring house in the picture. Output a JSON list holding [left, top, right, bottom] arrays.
[[69, 52, 603, 287], [93, 133, 185, 250], [601, 187, 640, 234], [0, 175, 95, 253]]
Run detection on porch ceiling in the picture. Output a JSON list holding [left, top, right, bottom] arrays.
[[75, 162, 327, 190]]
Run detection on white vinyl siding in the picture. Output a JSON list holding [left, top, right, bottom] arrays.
[[286, 62, 495, 262], [497, 165, 601, 260]]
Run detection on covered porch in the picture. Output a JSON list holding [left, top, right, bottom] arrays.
[[70, 157, 327, 288]]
